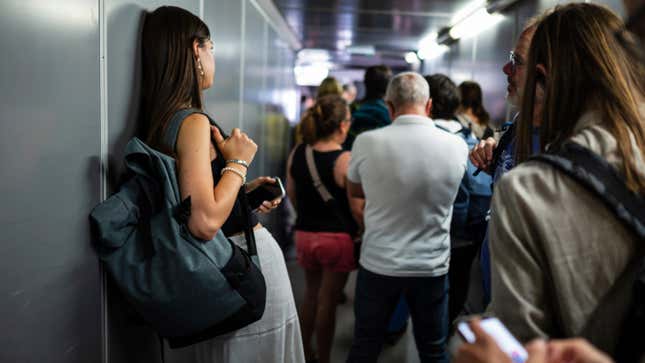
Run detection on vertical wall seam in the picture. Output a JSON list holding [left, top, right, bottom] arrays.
[[98, 0, 109, 362], [238, 0, 247, 129], [259, 20, 268, 177], [199, 0, 204, 19]]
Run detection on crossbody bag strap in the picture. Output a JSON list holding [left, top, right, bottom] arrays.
[[305, 145, 334, 202], [529, 142, 645, 352], [206, 118, 258, 259], [304, 145, 354, 232], [529, 142, 645, 238]]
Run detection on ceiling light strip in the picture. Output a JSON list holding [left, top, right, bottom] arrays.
[[250, 0, 302, 50]]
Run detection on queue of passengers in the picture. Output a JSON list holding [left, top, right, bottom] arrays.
[[104, 2, 645, 363], [291, 3, 645, 363]]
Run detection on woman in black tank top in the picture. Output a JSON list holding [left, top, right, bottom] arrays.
[[287, 95, 363, 363]]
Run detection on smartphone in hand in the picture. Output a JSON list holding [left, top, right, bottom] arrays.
[[457, 317, 528, 363], [246, 177, 285, 210]]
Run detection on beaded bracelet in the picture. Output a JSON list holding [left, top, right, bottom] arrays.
[[226, 159, 249, 169], [220, 167, 246, 184]]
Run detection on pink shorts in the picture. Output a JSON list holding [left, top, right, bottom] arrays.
[[295, 231, 356, 272]]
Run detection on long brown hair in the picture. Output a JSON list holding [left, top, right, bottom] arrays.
[[300, 95, 348, 145], [517, 3, 645, 193], [140, 6, 210, 153]]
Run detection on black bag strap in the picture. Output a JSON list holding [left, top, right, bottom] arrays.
[[530, 142, 645, 356], [238, 184, 257, 257], [164, 108, 257, 257], [529, 142, 644, 238]]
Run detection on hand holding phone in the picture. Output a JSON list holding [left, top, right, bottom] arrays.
[[457, 318, 528, 363], [245, 177, 285, 211]]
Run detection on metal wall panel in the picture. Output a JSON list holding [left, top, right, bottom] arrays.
[[0, 1, 102, 362], [203, 0, 243, 132], [243, 2, 269, 180]]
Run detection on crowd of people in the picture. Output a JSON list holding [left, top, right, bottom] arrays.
[[127, 1, 644, 363]]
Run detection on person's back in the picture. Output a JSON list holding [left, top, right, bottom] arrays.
[[354, 116, 467, 275], [487, 4, 645, 356], [346, 72, 467, 363]]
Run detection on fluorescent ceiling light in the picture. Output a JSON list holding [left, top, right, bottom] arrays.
[[405, 52, 420, 64], [297, 49, 331, 63], [337, 39, 352, 50], [417, 33, 449, 60], [418, 32, 438, 48], [449, 8, 504, 40], [294, 64, 330, 86], [418, 44, 449, 60], [346, 45, 375, 56], [451, 0, 487, 25]]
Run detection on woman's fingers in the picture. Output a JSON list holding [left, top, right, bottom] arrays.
[[211, 126, 225, 144]]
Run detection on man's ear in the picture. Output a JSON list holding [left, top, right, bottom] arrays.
[[425, 99, 433, 117], [386, 101, 395, 120]]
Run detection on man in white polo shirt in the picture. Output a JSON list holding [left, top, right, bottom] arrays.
[[346, 72, 467, 363]]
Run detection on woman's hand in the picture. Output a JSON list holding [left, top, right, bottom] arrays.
[[246, 176, 282, 214], [454, 319, 513, 363], [545, 339, 613, 363], [212, 126, 257, 165]]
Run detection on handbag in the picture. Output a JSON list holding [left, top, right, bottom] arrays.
[[89, 110, 267, 349], [304, 145, 361, 265]]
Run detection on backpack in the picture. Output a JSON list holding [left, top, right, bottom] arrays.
[[436, 120, 493, 245], [89, 111, 266, 349], [530, 141, 644, 362]]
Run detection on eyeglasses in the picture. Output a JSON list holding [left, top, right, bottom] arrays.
[[509, 51, 524, 70]]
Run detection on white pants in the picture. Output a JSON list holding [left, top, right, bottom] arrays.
[[167, 228, 305, 363]]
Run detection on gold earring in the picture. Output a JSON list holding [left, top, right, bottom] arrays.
[[197, 58, 204, 77]]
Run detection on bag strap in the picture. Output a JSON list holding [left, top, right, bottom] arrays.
[[529, 142, 644, 238], [164, 109, 257, 258], [238, 185, 257, 257], [305, 145, 334, 202], [529, 142, 645, 352], [304, 145, 352, 231]]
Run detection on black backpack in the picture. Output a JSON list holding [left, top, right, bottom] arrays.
[[530, 142, 644, 362]]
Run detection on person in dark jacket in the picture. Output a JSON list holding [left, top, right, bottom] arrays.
[[343, 65, 392, 150]]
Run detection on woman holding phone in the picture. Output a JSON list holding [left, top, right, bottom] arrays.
[[139, 6, 304, 362]]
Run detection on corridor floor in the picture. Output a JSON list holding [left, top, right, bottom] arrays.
[[285, 251, 422, 363]]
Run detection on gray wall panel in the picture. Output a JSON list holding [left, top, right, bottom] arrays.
[[243, 2, 268, 180], [203, 0, 243, 132], [0, 0, 101, 362]]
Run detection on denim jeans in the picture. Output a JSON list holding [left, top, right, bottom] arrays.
[[347, 267, 449, 363]]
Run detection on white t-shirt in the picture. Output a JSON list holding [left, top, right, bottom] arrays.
[[347, 114, 468, 277]]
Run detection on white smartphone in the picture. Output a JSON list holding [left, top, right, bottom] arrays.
[[457, 317, 528, 363]]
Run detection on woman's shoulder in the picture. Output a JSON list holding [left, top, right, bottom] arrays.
[[174, 112, 211, 154]]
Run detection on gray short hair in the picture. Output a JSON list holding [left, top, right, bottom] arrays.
[[385, 72, 430, 108]]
